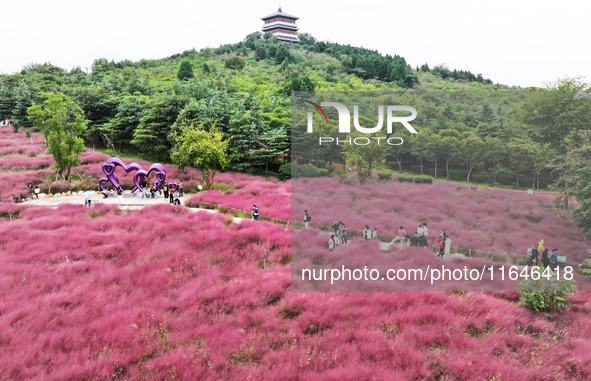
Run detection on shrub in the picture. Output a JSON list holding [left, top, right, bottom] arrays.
[[278, 163, 291, 180], [398, 176, 414, 182], [517, 276, 577, 312], [413, 176, 433, 184], [377, 172, 392, 181], [326, 166, 335, 174], [291, 163, 330, 178], [332, 169, 344, 177], [224, 56, 246, 70]]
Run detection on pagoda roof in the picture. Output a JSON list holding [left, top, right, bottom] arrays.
[[261, 8, 299, 20]]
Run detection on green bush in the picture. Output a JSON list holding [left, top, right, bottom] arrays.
[[377, 172, 392, 181], [517, 276, 577, 312], [386, 161, 398, 170], [326, 166, 336, 174], [278, 163, 291, 180], [291, 163, 330, 178], [398, 176, 414, 182], [413, 176, 433, 184], [224, 56, 246, 70], [332, 169, 344, 177]]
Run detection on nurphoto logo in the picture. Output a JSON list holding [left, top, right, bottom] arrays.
[[305, 100, 418, 146]]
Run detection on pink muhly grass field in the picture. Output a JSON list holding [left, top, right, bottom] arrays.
[[293, 177, 589, 264], [0, 200, 590, 378]]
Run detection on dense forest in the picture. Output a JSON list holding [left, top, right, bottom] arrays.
[[0, 31, 589, 195], [0, 32, 496, 172]]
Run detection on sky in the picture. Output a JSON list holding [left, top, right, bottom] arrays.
[[2, 0, 590, 87]]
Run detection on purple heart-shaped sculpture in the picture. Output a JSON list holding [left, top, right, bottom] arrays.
[[167, 182, 179, 194], [98, 157, 144, 191], [133, 163, 166, 192]]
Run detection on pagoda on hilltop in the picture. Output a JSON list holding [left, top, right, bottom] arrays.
[[261, 7, 300, 43]]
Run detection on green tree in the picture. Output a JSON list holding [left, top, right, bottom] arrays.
[[505, 138, 535, 188], [438, 129, 461, 180], [254, 45, 267, 61], [131, 95, 188, 160], [459, 133, 484, 182], [177, 60, 194, 81], [547, 131, 591, 209], [483, 137, 505, 184], [520, 77, 591, 151], [408, 130, 431, 175], [224, 56, 246, 70], [343, 132, 390, 184], [27, 92, 87, 181], [171, 123, 229, 190]]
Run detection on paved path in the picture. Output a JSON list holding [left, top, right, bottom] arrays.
[[21, 193, 249, 223]]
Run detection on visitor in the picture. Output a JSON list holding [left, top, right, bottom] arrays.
[[304, 210, 311, 229], [150, 186, 156, 199], [34, 185, 40, 199], [169, 186, 175, 203], [390, 226, 407, 247], [163, 184, 169, 199], [541, 249, 550, 269], [436, 233, 445, 257], [529, 244, 539, 266], [141, 187, 147, 199], [331, 221, 341, 235], [372, 227, 378, 240], [363, 225, 371, 240], [252, 205, 260, 221], [328, 234, 336, 251], [422, 223, 429, 237], [340, 223, 347, 244], [27, 182, 33, 193], [174, 198, 181, 205], [179, 180, 184, 197], [444, 234, 451, 256], [550, 248, 559, 271], [417, 224, 425, 236], [117, 187, 123, 203], [409, 232, 419, 247]]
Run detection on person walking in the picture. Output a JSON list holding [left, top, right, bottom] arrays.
[[304, 210, 311, 229], [252, 205, 260, 221], [550, 248, 559, 271], [331, 221, 341, 235], [372, 227, 378, 240], [117, 187, 123, 203], [179, 180, 184, 197], [363, 225, 371, 240], [163, 184, 169, 199], [436, 233, 445, 257], [529, 244, 539, 266], [444, 234, 451, 256], [340, 223, 348, 244], [34, 185, 40, 199], [390, 226, 407, 247], [169, 187, 175, 203], [541, 249, 550, 269]]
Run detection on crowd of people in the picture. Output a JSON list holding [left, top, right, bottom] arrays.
[[308, 212, 454, 257], [527, 239, 562, 271], [95, 180, 184, 205]]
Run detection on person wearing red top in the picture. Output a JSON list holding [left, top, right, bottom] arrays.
[[389, 226, 407, 247], [436, 233, 446, 257]]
